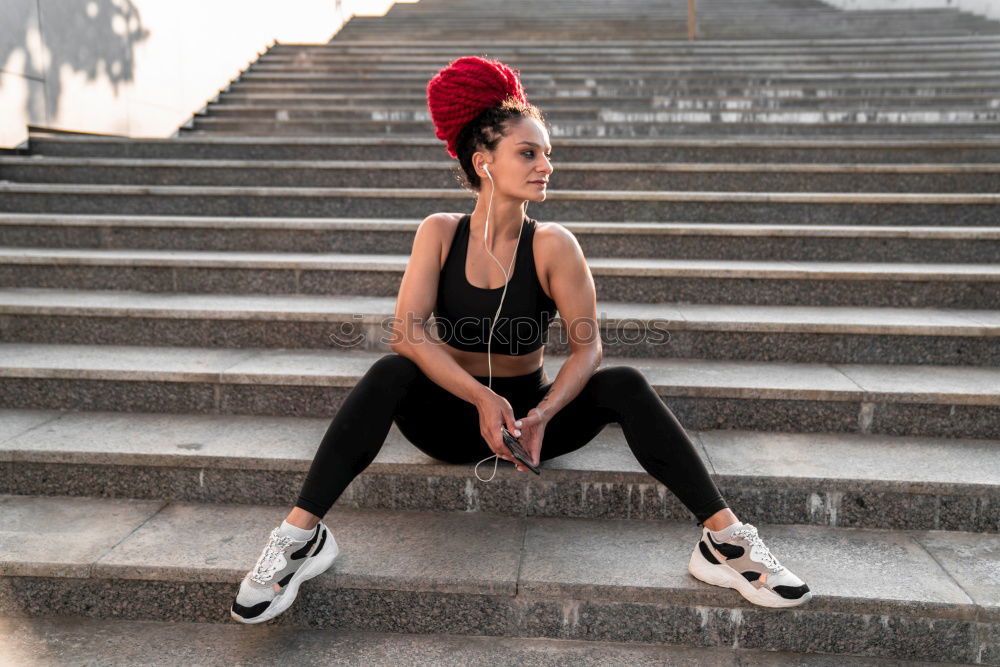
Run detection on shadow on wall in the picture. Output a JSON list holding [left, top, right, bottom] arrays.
[[1, 0, 150, 125]]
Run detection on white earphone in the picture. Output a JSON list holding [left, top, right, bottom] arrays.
[[474, 160, 527, 482], [480, 160, 520, 394]]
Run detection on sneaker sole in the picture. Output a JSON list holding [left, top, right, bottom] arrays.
[[231, 522, 340, 624], [687, 540, 812, 609]]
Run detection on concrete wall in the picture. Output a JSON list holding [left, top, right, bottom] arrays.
[[0, 0, 416, 148], [817, 0, 1000, 21]]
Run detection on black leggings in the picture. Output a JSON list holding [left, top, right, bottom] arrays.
[[295, 353, 730, 524]]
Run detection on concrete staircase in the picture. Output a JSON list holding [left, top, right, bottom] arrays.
[[1, 0, 998, 663]]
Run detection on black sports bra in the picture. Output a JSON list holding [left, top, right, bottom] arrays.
[[433, 213, 558, 356]]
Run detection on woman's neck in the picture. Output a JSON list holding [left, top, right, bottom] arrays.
[[469, 197, 527, 247]]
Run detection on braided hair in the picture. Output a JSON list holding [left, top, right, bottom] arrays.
[[426, 56, 546, 191]]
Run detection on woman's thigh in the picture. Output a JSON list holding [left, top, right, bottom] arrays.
[[535, 366, 621, 462], [392, 369, 492, 464], [393, 363, 624, 467]]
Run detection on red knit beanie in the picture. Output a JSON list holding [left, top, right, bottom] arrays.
[[426, 56, 529, 159]]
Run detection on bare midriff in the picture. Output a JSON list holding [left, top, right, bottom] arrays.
[[434, 336, 545, 378]]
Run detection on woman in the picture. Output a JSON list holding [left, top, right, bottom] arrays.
[[231, 57, 811, 625]]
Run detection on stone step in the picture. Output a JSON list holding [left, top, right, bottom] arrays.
[[373, 6, 964, 13], [333, 19, 996, 38], [2, 182, 998, 226], [2, 404, 996, 532], [184, 117, 1000, 137], [341, 17, 995, 29], [0, 344, 997, 437], [370, 4, 982, 17], [2, 286, 996, 365], [3, 213, 996, 263], [332, 27, 996, 42], [26, 134, 1000, 163], [340, 22, 988, 34], [221, 87, 1000, 106], [375, 6, 980, 17], [258, 50, 1000, 65], [378, 14, 976, 22], [248, 82, 1000, 102], [259, 73, 1000, 91], [6, 156, 1000, 193], [246, 60, 1000, 75], [0, 494, 995, 663], [386, 1, 954, 8], [269, 32, 1000, 46], [338, 14, 986, 25], [215, 94, 1000, 112], [230, 75, 1000, 91], [344, 7, 994, 19], [2, 245, 998, 308], [266, 46, 1000, 61], [411, 9, 980, 18], [4, 615, 907, 667], [271, 34, 1000, 51], [198, 104, 1000, 123]]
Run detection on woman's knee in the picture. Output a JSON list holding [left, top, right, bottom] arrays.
[[365, 352, 423, 385], [587, 365, 655, 409], [592, 365, 649, 391]]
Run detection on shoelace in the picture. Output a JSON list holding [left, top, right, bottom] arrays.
[[249, 529, 294, 584], [733, 525, 785, 573]]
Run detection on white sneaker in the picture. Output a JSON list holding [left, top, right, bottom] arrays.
[[688, 522, 812, 608], [230, 521, 339, 624]]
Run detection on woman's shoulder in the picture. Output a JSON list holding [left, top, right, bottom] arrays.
[[421, 212, 467, 270], [532, 221, 586, 300], [533, 221, 581, 257], [422, 211, 465, 230], [425, 211, 468, 242]]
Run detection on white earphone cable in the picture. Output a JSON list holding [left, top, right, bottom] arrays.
[[474, 164, 525, 482]]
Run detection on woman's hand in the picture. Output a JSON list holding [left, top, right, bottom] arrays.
[[510, 407, 548, 471], [474, 389, 522, 467]]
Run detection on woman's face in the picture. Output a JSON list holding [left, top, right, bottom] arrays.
[[479, 117, 553, 202]]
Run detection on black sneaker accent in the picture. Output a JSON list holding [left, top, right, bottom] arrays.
[[742, 571, 761, 582], [289, 525, 321, 560], [275, 529, 327, 590], [231, 599, 270, 619], [698, 540, 721, 564], [707, 532, 745, 559], [313, 527, 327, 557], [774, 583, 810, 599]]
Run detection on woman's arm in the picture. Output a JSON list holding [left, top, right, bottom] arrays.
[[390, 214, 524, 465], [389, 214, 490, 407], [532, 224, 603, 422]]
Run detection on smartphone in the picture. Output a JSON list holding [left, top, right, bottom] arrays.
[[501, 426, 540, 475]]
